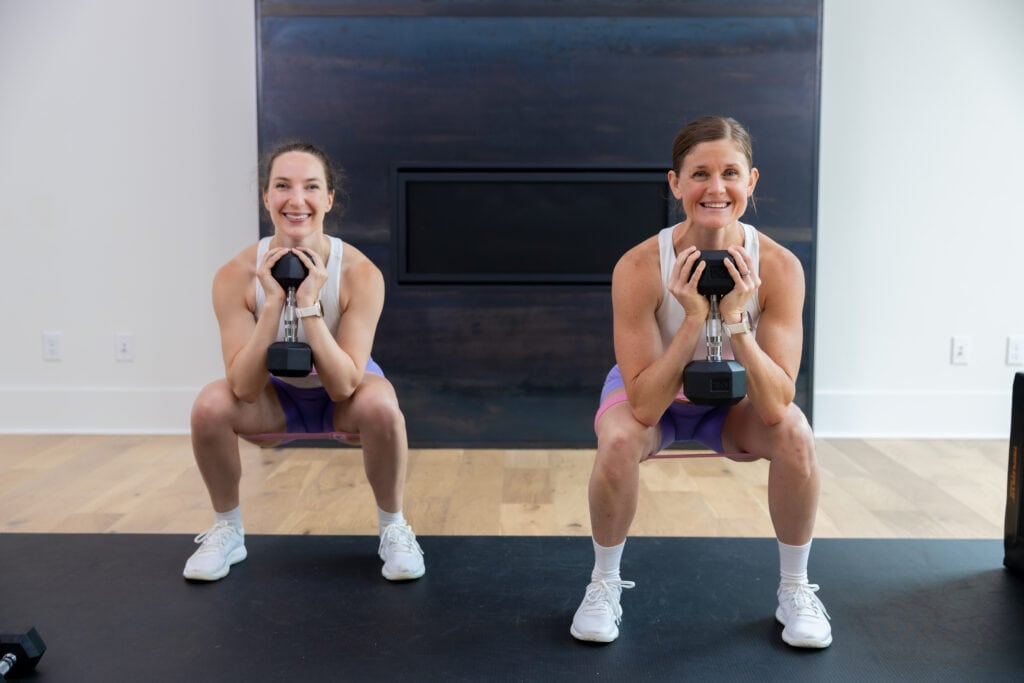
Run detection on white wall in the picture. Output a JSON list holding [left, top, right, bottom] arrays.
[[0, 0, 1021, 437], [815, 0, 1024, 436], [0, 0, 257, 432]]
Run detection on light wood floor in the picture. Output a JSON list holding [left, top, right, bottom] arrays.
[[0, 435, 1008, 539]]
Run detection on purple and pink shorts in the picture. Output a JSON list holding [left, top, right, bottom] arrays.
[[268, 357, 385, 435], [595, 365, 730, 454]]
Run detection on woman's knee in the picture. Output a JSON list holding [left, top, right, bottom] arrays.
[[190, 381, 238, 435], [772, 405, 816, 475], [595, 417, 652, 479], [345, 383, 406, 436]]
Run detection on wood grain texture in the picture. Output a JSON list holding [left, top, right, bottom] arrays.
[[0, 435, 1006, 539]]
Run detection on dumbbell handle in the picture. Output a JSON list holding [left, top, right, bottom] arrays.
[[705, 295, 723, 362], [283, 287, 298, 343], [1, 652, 16, 677]]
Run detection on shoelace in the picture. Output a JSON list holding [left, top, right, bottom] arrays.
[[780, 583, 831, 620], [580, 579, 636, 622], [378, 522, 423, 556], [193, 521, 239, 550]]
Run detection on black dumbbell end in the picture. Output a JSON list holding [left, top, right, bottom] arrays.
[[0, 627, 46, 675], [270, 252, 309, 289], [687, 250, 737, 297], [683, 360, 747, 406], [267, 341, 313, 377]]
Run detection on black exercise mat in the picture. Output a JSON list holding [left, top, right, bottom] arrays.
[[1, 535, 1020, 682]]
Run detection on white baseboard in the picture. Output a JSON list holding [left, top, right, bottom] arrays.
[[812, 389, 1013, 439]]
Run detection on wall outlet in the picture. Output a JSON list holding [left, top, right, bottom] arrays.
[[42, 332, 62, 361], [115, 333, 134, 362], [950, 335, 970, 365], [1008, 336, 1024, 366]]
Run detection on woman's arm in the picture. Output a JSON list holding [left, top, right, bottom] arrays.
[[724, 239, 805, 425], [212, 246, 288, 403], [298, 247, 384, 402], [612, 242, 708, 426]]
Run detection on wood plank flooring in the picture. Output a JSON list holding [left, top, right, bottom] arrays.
[[0, 435, 1008, 539]]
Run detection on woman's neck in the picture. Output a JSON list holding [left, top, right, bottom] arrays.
[[673, 220, 744, 251], [271, 232, 329, 261]]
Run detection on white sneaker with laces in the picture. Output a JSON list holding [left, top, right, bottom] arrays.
[[378, 521, 425, 581], [776, 582, 832, 648], [183, 521, 247, 581], [570, 578, 636, 643]]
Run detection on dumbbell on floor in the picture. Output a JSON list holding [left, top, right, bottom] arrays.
[[266, 252, 314, 378], [0, 627, 46, 679], [682, 250, 747, 406]]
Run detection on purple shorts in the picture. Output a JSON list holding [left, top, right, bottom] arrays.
[[269, 357, 385, 434], [595, 365, 730, 454]]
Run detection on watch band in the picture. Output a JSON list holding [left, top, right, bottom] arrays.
[[722, 313, 751, 338], [296, 301, 323, 319]]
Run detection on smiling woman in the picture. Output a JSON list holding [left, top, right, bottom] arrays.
[[569, 115, 828, 650], [181, 141, 426, 585]]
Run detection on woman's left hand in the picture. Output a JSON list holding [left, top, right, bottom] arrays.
[[291, 247, 328, 309], [720, 245, 760, 322]]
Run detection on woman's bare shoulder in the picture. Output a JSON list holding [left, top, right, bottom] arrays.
[[614, 233, 661, 277], [216, 243, 260, 283], [754, 230, 805, 302]]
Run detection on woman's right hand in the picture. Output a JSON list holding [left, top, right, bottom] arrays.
[[256, 247, 292, 303], [667, 246, 710, 322]]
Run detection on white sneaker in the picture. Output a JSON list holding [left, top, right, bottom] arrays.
[[570, 578, 636, 643], [182, 521, 247, 581], [378, 521, 425, 581], [776, 582, 832, 648]]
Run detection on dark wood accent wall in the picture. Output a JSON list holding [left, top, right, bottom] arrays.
[[257, 0, 822, 446]]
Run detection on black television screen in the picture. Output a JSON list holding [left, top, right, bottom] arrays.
[[396, 168, 674, 284]]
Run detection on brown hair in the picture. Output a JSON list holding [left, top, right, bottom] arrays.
[[671, 115, 753, 173]]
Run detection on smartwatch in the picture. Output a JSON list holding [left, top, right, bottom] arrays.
[[296, 301, 323, 319], [722, 312, 751, 338]]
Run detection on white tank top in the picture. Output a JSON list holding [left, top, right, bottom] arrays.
[[254, 236, 343, 388], [654, 222, 762, 361]]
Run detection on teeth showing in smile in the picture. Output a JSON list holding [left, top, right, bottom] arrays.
[[284, 213, 310, 221], [702, 202, 729, 208]]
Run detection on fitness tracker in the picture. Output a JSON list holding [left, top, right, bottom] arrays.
[[296, 301, 323, 319], [723, 312, 751, 338]]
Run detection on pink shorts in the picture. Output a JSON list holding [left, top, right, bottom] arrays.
[[595, 365, 729, 454]]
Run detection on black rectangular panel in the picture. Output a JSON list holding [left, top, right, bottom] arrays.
[[257, 0, 822, 446], [397, 168, 673, 284]]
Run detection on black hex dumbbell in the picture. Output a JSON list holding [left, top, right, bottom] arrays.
[[266, 252, 313, 378], [682, 250, 747, 406], [0, 627, 46, 679]]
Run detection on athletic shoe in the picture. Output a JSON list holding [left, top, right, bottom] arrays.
[[378, 521, 425, 581], [776, 582, 832, 648], [182, 521, 247, 581], [570, 578, 636, 643]]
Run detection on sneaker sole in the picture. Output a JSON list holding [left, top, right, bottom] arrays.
[[775, 607, 832, 648], [381, 565, 425, 581], [570, 624, 618, 643], [183, 546, 248, 582]]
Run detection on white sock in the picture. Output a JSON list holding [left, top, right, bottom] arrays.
[[778, 540, 811, 585], [591, 538, 626, 582], [378, 507, 406, 535], [214, 506, 243, 531]]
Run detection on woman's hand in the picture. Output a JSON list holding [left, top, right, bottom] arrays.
[[291, 247, 328, 308], [667, 246, 710, 322], [720, 245, 760, 323], [256, 247, 292, 304]]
